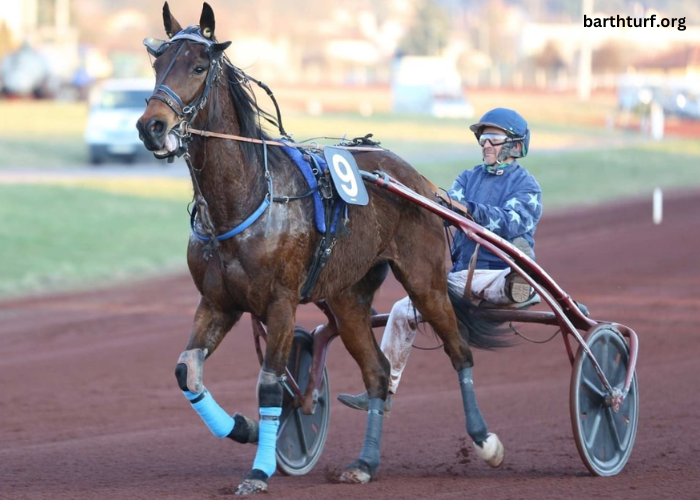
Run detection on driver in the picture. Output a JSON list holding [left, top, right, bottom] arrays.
[[338, 107, 543, 415]]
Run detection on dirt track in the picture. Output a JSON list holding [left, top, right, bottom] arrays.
[[2, 190, 699, 500]]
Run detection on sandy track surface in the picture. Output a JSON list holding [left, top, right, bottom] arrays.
[[2, 190, 699, 499]]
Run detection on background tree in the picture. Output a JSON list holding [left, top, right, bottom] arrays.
[[397, 0, 451, 56], [534, 39, 567, 70], [592, 40, 642, 74]]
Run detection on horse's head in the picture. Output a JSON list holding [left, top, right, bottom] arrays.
[[136, 2, 231, 159]]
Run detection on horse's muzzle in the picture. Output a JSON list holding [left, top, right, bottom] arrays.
[[136, 117, 167, 151], [136, 118, 180, 157]]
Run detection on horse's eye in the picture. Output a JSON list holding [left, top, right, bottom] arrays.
[[193, 66, 206, 75]]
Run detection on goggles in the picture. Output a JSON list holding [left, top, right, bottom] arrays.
[[478, 133, 510, 147]]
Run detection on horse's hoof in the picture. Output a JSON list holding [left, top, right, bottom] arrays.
[[473, 433, 505, 468], [339, 459, 374, 484], [339, 469, 372, 484], [234, 478, 268, 495]]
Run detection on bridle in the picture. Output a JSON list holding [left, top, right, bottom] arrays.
[[144, 26, 231, 159], [146, 28, 225, 116]]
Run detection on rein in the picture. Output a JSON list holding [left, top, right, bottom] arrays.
[[184, 125, 470, 217], [419, 176, 471, 220], [184, 125, 386, 152]]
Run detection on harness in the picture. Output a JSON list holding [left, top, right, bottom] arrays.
[[290, 152, 349, 301], [144, 25, 366, 300], [188, 142, 348, 302]]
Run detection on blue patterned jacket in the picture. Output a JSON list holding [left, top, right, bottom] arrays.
[[448, 161, 542, 272]]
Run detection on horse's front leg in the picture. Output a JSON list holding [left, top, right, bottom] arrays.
[[235, 296, 297, 495], [174, 298, 259, 445]]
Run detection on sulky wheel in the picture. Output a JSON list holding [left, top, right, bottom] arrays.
[[570, 324, 639, 476], [276, 327, 331, 476]]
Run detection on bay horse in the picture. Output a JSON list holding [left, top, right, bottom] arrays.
[[137, 2, 506, 494]]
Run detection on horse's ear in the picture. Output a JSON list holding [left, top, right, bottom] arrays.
[[162, 2, 182, 39], [199, 2, 215, 40]]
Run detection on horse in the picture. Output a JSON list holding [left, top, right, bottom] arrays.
[[137, 2, 506, 495]]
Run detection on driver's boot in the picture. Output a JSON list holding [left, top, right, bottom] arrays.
[[505, 237, 536, 303]]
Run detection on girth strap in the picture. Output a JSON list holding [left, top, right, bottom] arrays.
[[299, 155, 346, 302]]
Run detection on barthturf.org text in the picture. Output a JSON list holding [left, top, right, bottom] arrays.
[[583, 14, 686, 31]]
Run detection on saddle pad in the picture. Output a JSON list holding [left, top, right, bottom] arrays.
[[280, 143, 345, 234]]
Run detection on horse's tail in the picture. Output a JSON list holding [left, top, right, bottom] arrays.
[[447, 279, 515, 350]]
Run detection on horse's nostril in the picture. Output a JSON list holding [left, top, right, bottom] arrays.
[[138, 117, 168, 150], [148, 118, 166, 135]]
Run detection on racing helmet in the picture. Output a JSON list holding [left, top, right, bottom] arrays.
[[469, 108, 530, 160]]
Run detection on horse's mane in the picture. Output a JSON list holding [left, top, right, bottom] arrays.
[[222, 63, 287, 167]]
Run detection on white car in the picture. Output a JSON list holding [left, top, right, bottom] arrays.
[[84, 78, 155, 164], [431, 94, 475, 119]]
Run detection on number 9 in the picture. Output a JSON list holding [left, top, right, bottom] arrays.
[[332, 155, 358, 197]]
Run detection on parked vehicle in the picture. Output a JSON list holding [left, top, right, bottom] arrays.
[[84, 78, 155, 164], [617, 80, 700, 121], [431, 93, 474, 119], [666, 90, 700, 121], [0, 42, 57, 98]]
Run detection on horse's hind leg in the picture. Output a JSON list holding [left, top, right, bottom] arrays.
[[174, 299, 259, 445], [327, 263, 391, 484], [392, 260, 505, 468]]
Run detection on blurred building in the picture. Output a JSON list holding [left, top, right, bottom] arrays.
[[636, 45, 700, 79], [3, 0, 700, 103], [391, 56, 465, 113], [0, 0, 80, 97], [517, 10, 700, 91]]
